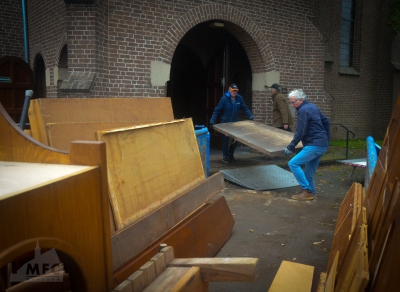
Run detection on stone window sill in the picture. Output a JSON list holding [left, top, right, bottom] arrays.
[[339, 67, 360, 76]]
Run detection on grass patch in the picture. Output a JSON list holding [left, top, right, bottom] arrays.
[[330, 139, 383, 150]]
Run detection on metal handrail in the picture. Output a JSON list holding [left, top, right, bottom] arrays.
[[330, 123, 356, 159]]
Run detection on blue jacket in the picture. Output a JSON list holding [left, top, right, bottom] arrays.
[[287, 100, 330, 152], [210, 91, 254, 124]]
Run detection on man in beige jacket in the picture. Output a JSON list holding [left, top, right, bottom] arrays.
[[270, 83, 293, 131]]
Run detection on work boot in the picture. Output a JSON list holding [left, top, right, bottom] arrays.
[[229, 154, 236, 162], [292, 190, 314, 201], [222, 157, 230, 163]]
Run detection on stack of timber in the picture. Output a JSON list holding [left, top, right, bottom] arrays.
[[324, 93, 400, 292], [112, 245, 259, 292], [28, 98, 175, 151], [0, 98, 236, 291]]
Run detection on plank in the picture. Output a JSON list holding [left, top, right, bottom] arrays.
[[97, 118, 205, 229], [268, 261, 314, 292], [168, 257, 259, 282], [324, 251, 338, 292], [326, 183, 361, 276], [112, 196, 234, 288], [170, 267, 208, 292], [142, 267, 197, 292], [212, 120, 303, 155], [127, 271, 146, 292], [28, 97, 174, 145], [47, 121, 159, 151], [111, 172, 225, 271], [150, 253, 166, 277]]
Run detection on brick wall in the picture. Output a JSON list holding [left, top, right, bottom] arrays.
[[316, 0, 398, 140], [2, 0, 398, 139], [0, 0, 24, 59]]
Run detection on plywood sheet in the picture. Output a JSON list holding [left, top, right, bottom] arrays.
[[47, 121, 160, 151], [97, 118, 205, 229], [268, 261, 314, 292], [28, 97, 174, 145], [213, 121, 303, 155]]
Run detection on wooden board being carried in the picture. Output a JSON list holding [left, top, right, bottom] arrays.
[[96, 118, 205, 230], [28, 97, 174, 146], [213, 121, 303, 155]]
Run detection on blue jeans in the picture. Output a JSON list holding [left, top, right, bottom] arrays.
[[222, 134, 237, 158], [288, 146, 327, 195]]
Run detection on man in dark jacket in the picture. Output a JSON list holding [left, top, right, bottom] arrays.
[[284, 89, 330, 201], [270, 83, 293, 131], [210, 83, 254, 163]]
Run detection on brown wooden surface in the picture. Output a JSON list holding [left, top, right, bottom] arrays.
[[0, 163, 112, 292], [324, 251, 338, 292], [168, 257, 259, 282], [112, 196, 234, 288], [97, 119, 205, 229], [47, 121, 160, 151], [267, 261, 314, 292], [28, 97, 174, 145], [363, 94, 400, 291], [326, 182, 362, 276], [213, 120, 303, 155], [111, 172, 224, 271], [0, 103, 113, 291]]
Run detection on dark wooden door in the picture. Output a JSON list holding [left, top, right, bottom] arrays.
[[206, 46, 229, 149], [0, 56, 34, 123]]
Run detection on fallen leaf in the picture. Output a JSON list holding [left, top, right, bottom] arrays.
[[249, 229, 254, 233], [313, 239, 325, 245]]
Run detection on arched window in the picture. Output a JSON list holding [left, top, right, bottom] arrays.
[[340, 0, 355, 67]]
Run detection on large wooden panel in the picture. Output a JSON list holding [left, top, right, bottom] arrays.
[[268, 261, 314, 292], [213, 120, 303, 155], [28, 97, 174, 145], [47, 121, 159, 151], [112, 196, 234, 288], [0, 162, 112, 292], [97, 119, 205, 229], [111, 172, 225, 271]]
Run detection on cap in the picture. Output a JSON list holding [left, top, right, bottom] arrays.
[[270, 83, 280, 90], [229, 83, 239, 91]]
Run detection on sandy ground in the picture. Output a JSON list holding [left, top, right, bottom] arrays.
[[206, 145, 366, 291]]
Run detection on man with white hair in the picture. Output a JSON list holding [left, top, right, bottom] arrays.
[[284, 89, 330, 201]]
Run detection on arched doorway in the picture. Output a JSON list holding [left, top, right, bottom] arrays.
[[168, 20, 252, 149], [0, 56, 34, 123], [34, 54, 46, 99]]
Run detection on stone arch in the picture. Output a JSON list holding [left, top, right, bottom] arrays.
[[157, 4, 275, 74]]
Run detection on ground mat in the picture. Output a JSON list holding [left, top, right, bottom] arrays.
[[220, 164, 299, 190]]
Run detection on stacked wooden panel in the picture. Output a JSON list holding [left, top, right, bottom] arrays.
[[28, 98, 174, 150], [16, 98, 235, 289], [363, 94, 400, 291], [324, 93, 400, 292]]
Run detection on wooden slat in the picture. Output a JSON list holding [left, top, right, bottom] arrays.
[[326, 182, 362, 276], [213, 120, 303, 155], [142, 268, 189, 292], [111, 172, 224, 271], [47, 121, 160, 151], [112, 196, 234, 288], [268, 261, 314, 292], [324, 251, 338, 292], [170, 267, 208, 292], [97, 119, 205, 229], [168, 257, 259, 282]]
